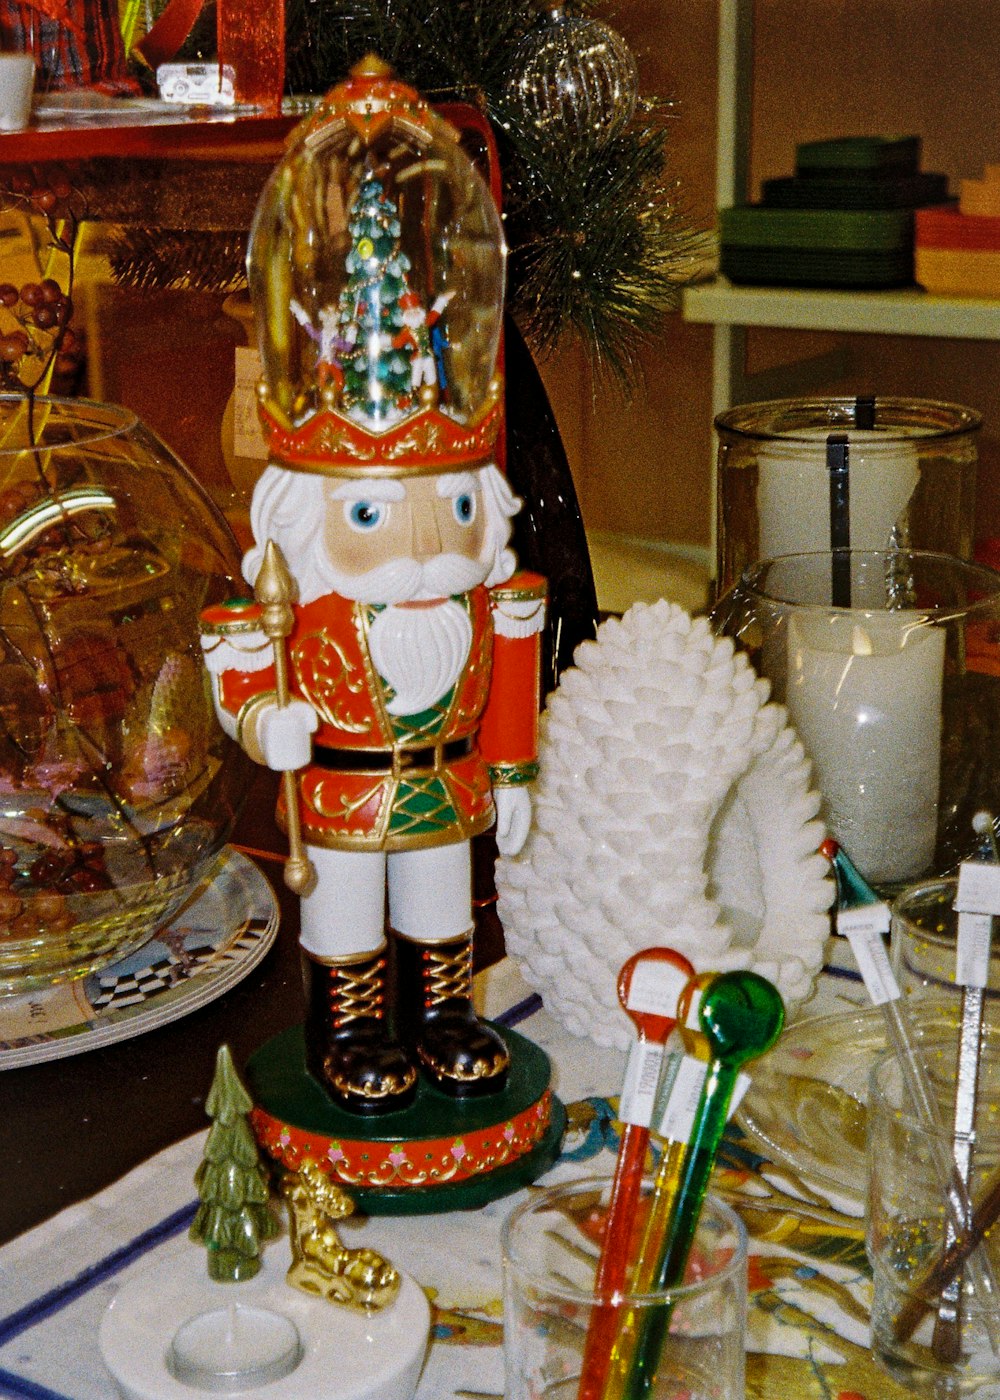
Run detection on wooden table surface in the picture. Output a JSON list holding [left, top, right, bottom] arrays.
[[0, 763, 506, 1247]]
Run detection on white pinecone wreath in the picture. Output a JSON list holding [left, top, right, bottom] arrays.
[[495, 600, 833, 1050]]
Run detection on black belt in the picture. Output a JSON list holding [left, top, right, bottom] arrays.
[[312, 737, 474, 772]]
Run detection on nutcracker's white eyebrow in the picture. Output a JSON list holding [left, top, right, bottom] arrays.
[[436, 471, 477, 498], [331, 479, 406, 502]]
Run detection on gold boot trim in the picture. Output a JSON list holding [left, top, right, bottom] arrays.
[[420, 939, 473, 1008], [416, 1043, 508, 1082], [306, 942, 388, 968], [331, 955, 388, 1026], [325, 1058, 418, 1098]]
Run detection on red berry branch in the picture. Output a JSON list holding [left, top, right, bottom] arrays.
[[0, 166, 86, 395]]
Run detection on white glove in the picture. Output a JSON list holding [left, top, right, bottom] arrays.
[[494, 785, 532, 857], [258, 699, 318, 771]]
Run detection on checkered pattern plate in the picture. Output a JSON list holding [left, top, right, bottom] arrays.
[[0, 848, 279, 1068]]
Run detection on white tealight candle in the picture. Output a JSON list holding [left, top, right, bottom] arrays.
[[101, 1237, 429, 1400], [757, 429, 919, 560], [786, 610, 945, 887], [168, 1305, 302, 1393]]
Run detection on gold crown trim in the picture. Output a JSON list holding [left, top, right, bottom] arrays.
[[258, 378, 503, 476]]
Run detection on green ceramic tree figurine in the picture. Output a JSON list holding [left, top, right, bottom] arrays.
[[190, 1044, 279, 1281]]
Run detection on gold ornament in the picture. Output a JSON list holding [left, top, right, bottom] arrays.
[[282, 1158, 401, 1311]]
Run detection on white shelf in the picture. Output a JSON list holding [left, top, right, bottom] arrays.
[[683, 279, 1000, 341]]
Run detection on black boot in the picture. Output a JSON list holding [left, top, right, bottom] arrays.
[[302, 948, 418, 1115], [394, 931, 510, 1097]]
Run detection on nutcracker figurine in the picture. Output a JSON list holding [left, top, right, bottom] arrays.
[[199, 60, 545, 1120]]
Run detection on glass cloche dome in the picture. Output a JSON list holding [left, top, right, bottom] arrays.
[[246, 56, 506, 454]]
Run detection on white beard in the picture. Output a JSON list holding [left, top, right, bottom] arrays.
[[367, 599, 474, 716]]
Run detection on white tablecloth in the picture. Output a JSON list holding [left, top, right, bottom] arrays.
[[0, 953, 889, 1400]]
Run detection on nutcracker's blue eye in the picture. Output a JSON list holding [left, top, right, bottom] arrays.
[[346, 500, 385, 531], [453, 492, 476, 525]]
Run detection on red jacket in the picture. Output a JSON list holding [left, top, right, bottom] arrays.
[[200, 573, 545, 852]]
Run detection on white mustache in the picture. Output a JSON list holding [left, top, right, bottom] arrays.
[[333, 552, 488, 604]]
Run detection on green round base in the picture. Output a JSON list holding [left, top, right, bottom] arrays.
[[245, 1022, 566, 1215]]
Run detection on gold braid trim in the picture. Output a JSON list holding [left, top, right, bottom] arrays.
[[333, 955, 387, 1025], [421, 941, 472, 1006]]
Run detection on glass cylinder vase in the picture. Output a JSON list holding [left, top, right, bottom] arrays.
[[0, 394, 252, 993], [714, 397, 981, 598], [217, 0, 285, 112], [711, 549, 1000, 896]]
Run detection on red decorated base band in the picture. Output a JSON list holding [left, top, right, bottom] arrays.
[[243, 1021, 565, 1212], [251, 1087, 553, 1190]]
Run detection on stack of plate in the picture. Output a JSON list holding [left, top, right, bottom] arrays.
[[720, 135, 949, 289], [916, 169, 1000, 295]]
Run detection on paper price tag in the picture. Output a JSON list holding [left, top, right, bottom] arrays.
[[731, 1071, 752, 1118], [837, 903, 891, 938], [653, 1058, 752, 1144], [955, 862, 1000, 916], [684, 989, 703, 1032], [625, 960, 689, 1018], [618, 1040, 666, 1127], [957, 910, 994, 988], [233, 347, 269, 461], [655, 1054, 707, 1143], [838, 904, 899, 1005]]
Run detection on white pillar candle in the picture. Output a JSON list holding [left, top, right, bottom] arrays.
[[758, 430, 920, 560], [169, 1305, 301, 1391], [786, 611, 945, 886]]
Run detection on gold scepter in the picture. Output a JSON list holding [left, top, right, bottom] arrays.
[[254, 539, 316, 896]]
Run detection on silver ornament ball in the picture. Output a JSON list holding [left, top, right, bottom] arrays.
[[507, 5, 639, 148]]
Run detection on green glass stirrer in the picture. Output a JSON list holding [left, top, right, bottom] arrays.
[[619, 969, 785, 1400]]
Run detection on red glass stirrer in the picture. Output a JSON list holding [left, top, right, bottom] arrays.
[[577, 947, 695, 1400]]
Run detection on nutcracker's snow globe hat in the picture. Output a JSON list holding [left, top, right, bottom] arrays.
[[247, 55, 506, 478]]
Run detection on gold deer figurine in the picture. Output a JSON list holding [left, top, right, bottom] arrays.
[[281, 1158, 401, 1312]]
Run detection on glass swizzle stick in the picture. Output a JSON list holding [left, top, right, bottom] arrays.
[[577, 948, 694, 1400], [619, 970, 785, 1400], [930, 812, 998, 1361], [599, 973, 715, 1400], [824, 838, 1000, 1356]]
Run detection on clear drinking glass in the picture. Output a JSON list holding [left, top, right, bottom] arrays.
[[867, 1039, 1000, 1396], [501, 1175, 747, 1400]]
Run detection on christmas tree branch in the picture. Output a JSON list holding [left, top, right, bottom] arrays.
[[282, 0, 705, 382]]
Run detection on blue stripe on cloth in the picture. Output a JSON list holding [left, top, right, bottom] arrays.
[[0, 1366, 81, 1400], [0, 1201, 196, 1347], [0, 988, 541, 1398], [493, 992, 543, 1027], [822, 962, 863, 983]]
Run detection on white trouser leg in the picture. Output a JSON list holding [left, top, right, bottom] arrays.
[[298, 845, 387, 961], [388, 841, 473, 943]]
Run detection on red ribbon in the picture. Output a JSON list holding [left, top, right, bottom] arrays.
[[134, 0, 207, 68]]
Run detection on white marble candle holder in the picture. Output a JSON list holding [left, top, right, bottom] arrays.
[[100, 1236, 430, 1400]]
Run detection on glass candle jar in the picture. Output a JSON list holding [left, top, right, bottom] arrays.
[[712, 549, 1000, 896], [714, 397, 981, 598]]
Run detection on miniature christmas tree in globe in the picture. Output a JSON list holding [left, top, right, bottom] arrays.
[[190, 1045, 278, 1281], [336, 172, 422, 424]]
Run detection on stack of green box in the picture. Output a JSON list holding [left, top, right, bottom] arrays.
[[720, 136, 949, 289]]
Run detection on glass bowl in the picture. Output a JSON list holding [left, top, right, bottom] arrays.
[[0, 394, 252, 994]]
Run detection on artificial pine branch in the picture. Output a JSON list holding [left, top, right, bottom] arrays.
[[284, 0, 706, 382]]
